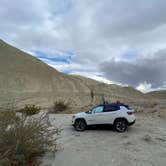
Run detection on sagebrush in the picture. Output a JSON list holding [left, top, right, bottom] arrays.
[[17, 104, 40, 116], [52, 100, 69, 113], [0, 109, 60, 166]]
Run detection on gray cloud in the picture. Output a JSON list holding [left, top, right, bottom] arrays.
[[96, 0, 166, 38], [101, 49, 166, 88]]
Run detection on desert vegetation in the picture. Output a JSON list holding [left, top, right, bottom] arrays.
[[17, 104, 41, 116], [0, 108, 60, 166], [50, 100, 69, 113]]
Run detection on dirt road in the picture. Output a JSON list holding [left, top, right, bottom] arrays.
[[41, 114, 166, 166]]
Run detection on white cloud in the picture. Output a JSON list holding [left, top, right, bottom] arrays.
[[70, 71, 112, 84], [136, 83, 152, 93]]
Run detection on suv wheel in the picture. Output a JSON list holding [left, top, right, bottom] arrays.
[[114, 119, 127, 132], [75, 119, 86, 131]]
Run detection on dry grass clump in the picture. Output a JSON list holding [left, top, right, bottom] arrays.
[[0, 109, 60, 166], [17, 104, 40, 116]]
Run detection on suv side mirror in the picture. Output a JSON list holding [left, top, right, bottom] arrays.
[[86, 110, 92, 114]]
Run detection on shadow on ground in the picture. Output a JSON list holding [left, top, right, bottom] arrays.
[[86, 124, 115, 131]]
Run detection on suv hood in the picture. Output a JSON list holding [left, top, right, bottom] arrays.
[[75, 112, 86, 117]]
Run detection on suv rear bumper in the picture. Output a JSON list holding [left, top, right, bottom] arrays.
[[128, 120, 136, 126]]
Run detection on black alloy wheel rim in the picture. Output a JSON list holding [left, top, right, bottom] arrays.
[[116, 121, 126, 132], [76, 121, 85, 131]]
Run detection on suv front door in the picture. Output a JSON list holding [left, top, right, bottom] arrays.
[[86, 106, 104, 125]]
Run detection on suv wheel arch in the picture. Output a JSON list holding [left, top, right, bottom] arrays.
[[113, 117, 128, 125], [74, 118, 87, 125]]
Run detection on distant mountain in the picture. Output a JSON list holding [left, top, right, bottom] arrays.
[[0, 40, 154, 108], [147, 90, 166, 99]]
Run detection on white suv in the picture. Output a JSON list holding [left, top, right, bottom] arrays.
[[72, 103, 136, 132]]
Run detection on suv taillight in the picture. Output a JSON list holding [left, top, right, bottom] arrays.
[[127, 112, 133, 115]]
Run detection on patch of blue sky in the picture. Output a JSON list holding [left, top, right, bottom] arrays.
[[34, 51, 73, 64], [37, 58, 64, 65], [36, 57, 73, 74]]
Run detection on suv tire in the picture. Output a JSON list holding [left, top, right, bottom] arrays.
[[114, 119, 127, 132], [75, 119, 86, 131]]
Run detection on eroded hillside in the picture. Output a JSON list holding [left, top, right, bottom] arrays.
[[0, 40, 164, 110]]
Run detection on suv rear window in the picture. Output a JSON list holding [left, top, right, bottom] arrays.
[[122, 105, 131, 110]]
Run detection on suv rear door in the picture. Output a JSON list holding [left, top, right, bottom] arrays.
[[102, 105, 120, 124]]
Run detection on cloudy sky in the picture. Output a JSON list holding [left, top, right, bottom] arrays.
[[1, 0, 166, 92]]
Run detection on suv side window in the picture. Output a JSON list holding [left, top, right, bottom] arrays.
[[92, 106, 104, 113], [103, 105, 120, 112]]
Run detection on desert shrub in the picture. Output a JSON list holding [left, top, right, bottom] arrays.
[[0, 109, 60, 166], [52, 100, 69, 113], [17, 104, 40, 116]]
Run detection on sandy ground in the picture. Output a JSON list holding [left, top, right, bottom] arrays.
[[41, 113, 166, 166]]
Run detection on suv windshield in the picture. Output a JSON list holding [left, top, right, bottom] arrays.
[[92, 106, 104, 113]]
